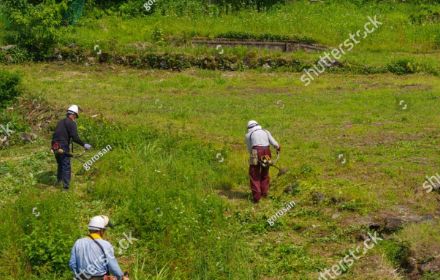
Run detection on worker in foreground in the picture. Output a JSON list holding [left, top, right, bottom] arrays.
[[51, 105, 91, 190], [69, 215, 129, 280], [245, 120, 280, 203]]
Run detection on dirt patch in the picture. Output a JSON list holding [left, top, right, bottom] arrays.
[[17, 97, 59, 132], [399, 83, 433, 91]]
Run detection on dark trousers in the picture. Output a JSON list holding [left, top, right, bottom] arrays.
[[249, 146, 271, 203], [55, 144, 71, 189]]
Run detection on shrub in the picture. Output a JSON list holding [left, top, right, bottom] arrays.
[[98, 0, 286, 16], [0, 70, 21, 109], [409, 5, 440, 25], [387, 59, 420, 75], [0, 46, 32, 64], [0, 0, 68, 58], [23, 226, 74, 275], [18, 192, 83, 275]]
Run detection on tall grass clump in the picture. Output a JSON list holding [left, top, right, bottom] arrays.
[[0, 70, 21, 109], [0, 190, 83, 279]]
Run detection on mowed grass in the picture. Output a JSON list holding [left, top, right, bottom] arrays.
[[1, 63, 440, 279]]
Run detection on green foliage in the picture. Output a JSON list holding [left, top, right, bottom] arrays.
[[216, 31, 317, 43], [1, 0, 68, 58], [409, 4, 440, 24], [0, 70, 21, 109], [64, 0, 86, 25], [215, 31, 318, 44], [151, 27, 165, 43], [382, 239, 412, 268], [18, 192, 83, 275], [23, 227, 73, 275], [387, 59, 439, 75], [0, 46, 32, 64], [387, 59, 421, 75], [96, 0, 286, 16], [72, 120, 255, 279]]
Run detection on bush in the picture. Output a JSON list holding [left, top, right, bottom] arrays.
[[0, 46, 32, 64], [0, 0, 68, 58], [23, 226, 74, 275], [387, 59, 439, 75], [100, 0, 286, 16], [0, 70, 21, 109], [213, 0, 286, 11], [409, 5, 440, 24], [17, 192, 83, 275], [387, 59, 420, 75]]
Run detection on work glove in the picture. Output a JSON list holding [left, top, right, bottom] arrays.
[[84, 143, 92, 150]]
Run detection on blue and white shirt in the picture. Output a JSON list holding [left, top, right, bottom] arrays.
[[69, 235, 124, 280]]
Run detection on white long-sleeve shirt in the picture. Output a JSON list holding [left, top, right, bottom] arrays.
[[245, 125, 279, 152]]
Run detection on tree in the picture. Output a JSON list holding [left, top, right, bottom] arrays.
[[0, 0, 68, 58]]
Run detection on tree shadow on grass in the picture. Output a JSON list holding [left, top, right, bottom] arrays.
[[218, 189, 250, 200], [216, 182, 250, 200]]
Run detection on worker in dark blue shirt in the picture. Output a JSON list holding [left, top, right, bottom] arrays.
[[51, 105, 91, 190]]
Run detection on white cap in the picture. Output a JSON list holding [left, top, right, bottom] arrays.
[[88, 215, 112, 230], [247, 120, 258, 129], [67, 105, 79, 117]]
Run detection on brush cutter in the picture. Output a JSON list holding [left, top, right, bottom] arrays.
[[51, 148, 87, 163], [260, 151, 288, 177], [51, 148, 92, 176]]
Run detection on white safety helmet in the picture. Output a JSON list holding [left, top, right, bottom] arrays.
[[67, 105, 79, 117], [247, 120, 259, 129], [88, 215, 112, 230]]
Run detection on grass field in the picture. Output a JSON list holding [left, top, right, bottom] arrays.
[[1, 62, 440, 279], [1, 1, 440, 279]]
